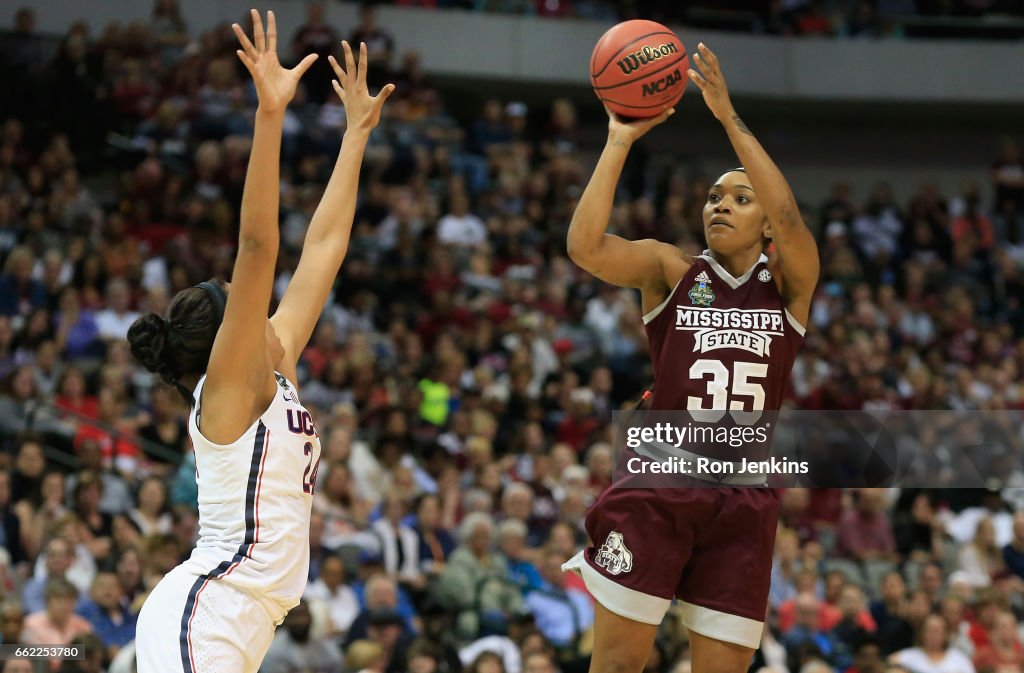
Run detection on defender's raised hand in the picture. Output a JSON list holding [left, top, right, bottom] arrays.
[[687, 43, 735, 123], [328, 41, 395, 133], [232, 9, 317, 114]]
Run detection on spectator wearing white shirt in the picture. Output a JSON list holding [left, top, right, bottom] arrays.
[[437, 191, 486, 249], [371, 495, 423, 589], [95, 279, 140, 342], [303, 554, 360, 639], [892, 614, 976, 673]]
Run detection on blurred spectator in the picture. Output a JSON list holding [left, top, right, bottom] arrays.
[[21, 577, 92, 646], [74, 571, 136, 658], [878, 589, 934, 655], [128, 477, 171, 537], [437, 191, 487, 249], [413, 493, 455, 578], [22, 537, 74, 615], [0, 600, 25, 644], [835, 490, 897, 562], [971, 609, 1023, 672], [524, 548, 592, 648], [497, 519, 542, 595], [956, 517, 1003, 588], [303, 553, 360, 638], [95, 279, 141, 343], [991, 138, 1024, 212], [291, 1, 339, 103], [435, 512, 522, 639], [349, 3, 395, 90], [891, 614, 976, 673], [373, 494, 424, 589], [260, 599, 343, 673], [783, 592, 839, 672]]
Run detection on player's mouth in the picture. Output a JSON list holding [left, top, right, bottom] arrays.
[[709, 219, 733, 229]]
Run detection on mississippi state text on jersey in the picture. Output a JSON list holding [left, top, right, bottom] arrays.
[[642, 250, 805, 461]]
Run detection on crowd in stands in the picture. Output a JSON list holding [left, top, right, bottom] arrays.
[[2, 2, 1024, 673]]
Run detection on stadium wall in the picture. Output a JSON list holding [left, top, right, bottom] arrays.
[[7, 0, 1024, 104]]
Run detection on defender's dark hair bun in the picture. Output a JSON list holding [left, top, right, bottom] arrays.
[[128, 314, 172, 380]]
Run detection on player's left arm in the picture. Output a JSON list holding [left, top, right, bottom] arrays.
[[270, 42, 394, 375], [688, 43, 819, 327]]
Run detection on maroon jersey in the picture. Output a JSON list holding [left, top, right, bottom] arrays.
[[642, 251, 805, 461]]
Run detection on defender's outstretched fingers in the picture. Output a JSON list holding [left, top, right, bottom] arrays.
[[327, 55, 346, 85], [232, 23, 258, 60], [332, 79, 347, 103], [357, 43, 368, 87], [251, 9, 265, 53], [343, 41, 356, 87], [234, 48, 254, 72], [688, 69, 708, 88], [267, 10, 277, 53], [376, 83, 396, 106]]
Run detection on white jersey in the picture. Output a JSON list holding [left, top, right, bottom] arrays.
[[181, 372, 321, 620]]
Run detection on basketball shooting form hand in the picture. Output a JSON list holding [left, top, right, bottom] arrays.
[[687, 43, 735, 122], [232, 9, 318, 114], [328, 41, 395, 134], [605, 105, 674, 147]]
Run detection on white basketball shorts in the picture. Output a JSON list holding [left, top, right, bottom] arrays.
[[135, 565, 277, 673]]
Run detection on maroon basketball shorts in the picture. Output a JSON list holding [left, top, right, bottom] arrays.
[[562, 476, 780, 649]]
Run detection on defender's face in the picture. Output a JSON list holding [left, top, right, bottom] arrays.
[[702, 171, 768, 254]]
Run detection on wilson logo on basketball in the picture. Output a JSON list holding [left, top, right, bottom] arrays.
[[642, 69, 683, 97], [615, 42, 679, 75]]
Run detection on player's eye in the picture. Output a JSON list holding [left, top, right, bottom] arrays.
[[737, 196, 749, 204], [709, 193, 720, 203]]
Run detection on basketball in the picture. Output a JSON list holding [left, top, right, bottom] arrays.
[[590, 20, 688, 119]]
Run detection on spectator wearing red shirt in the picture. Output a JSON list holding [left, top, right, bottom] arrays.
[[967, 589, 1007, 652], [301, 322, 340, 380], [555, 388, 600, 454], [973, 610, 1024, 672], [73, 389, 140, 473], [836, 489, 897, 562], [54, 366, 99, 421]]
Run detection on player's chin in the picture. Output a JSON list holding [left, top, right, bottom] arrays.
[[705, 225, 734, 243]]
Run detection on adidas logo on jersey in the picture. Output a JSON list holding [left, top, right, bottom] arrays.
[[688, 271, 715, 307]]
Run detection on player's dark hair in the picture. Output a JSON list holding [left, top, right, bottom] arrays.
[[127, 279, 227, 405]]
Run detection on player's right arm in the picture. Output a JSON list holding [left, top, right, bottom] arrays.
[[204, 11, 317, 428], [567, 108, 688, 310]]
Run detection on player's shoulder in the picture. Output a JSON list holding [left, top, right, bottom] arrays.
[[645, 241, 694, 288]]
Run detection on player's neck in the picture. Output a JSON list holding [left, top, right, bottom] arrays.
[[707, 248, 762, 279]]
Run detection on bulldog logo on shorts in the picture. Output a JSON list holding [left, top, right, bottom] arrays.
[[594, 531, 633, 575]]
